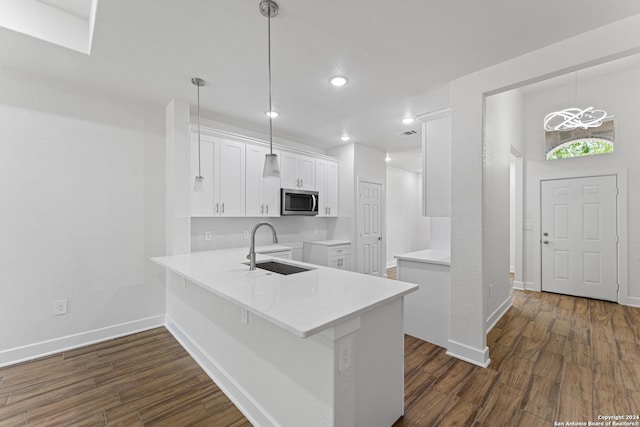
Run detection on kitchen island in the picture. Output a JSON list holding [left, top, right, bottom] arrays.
[[153, 248, 417, 427]]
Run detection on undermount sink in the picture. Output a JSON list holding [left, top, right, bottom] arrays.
[[245, 260, 314, 275]]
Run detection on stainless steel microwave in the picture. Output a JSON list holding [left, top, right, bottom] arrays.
[[281, 188, 319, 216]]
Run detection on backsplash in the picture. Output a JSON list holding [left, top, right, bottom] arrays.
[[191, 217, 335, 259]]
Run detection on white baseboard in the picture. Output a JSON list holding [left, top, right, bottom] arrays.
[[486, 297, 512, 333], [0, 315, 165, 368], [512, 280, 525, 290], [165, 318, 278, 427], [446, 339, 491, 368], [619, 295, 640, 308]]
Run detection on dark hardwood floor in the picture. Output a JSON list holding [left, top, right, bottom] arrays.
[[0, 328, 250, 426], [1, 277, 639, 426]]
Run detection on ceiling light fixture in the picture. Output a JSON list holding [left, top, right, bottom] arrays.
[[543, 72, 607, 131], [330, 76, 349, 87], [191, 77, 206, 192], [402, 117, 415, 125], [340, 135, 350, 142], [265, 111, 279, 118], [260, 0, 280, 178], [385, 153, 391, 162]]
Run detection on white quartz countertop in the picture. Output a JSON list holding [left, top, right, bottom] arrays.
[[303, 240, 351, 246], [152, 248, 417, 338], [394, 249, 451, 266]]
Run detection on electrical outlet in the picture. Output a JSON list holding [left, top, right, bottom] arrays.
[[338, 338, 352, 372], [53, 299, 67, 316], [241, 308, 249, 324], [243, 230, 249, 239], [204, 231, 212, 241]]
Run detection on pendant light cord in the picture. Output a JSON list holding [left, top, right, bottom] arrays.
[[197, 82, 202, 177], [267, 1, 274, 155]]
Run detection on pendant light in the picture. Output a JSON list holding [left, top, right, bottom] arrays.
[[543, 72, 607, 131], [260, 0, 280, 178], [192, 77, 206, 191]]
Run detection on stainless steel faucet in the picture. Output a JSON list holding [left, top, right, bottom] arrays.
[[247, 222, 279, 270]]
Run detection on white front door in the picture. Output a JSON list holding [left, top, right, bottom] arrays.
[[358, 179, 383, 276], [541, 175, 618, 301]]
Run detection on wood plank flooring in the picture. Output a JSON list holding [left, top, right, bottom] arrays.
[[1, 284, 639, 426], [0, 328, 250, 426], [394, 289, 640, 427]]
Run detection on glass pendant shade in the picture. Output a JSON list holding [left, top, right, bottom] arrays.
[[263, 153, 280, 178], [193, 175, 205, 192]]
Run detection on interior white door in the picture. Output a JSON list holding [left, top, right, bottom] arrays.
[[358, 179, 383, 276], [541, 175, 618, 301]]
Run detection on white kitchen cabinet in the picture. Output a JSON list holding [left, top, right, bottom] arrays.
[[315, 159, 339, 217], [190, 134, 245, 216], [303, 241, 351, 271], [280, 151, 315, 190], [246, 144, 280, 217], [419, 108, 451, 217]]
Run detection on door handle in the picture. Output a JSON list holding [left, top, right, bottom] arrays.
[[543, 240, 553, 245], [261, 204, 264, 214], [378, 236, 382, 241], [215, 203, 219, 214], [311, 194, 316, 212], [266, 204, 269, 214], [222, 203, 224, 214], [296, 178, 300, 187]]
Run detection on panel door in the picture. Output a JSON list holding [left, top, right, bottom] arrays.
[[541, 175, 618, 301], [216, 139, 245, 216], [358, 180, 383, 276]]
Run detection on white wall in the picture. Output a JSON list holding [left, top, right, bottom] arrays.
[[449, 14, 640, 366], [192, 216, 332, 261], [521, 62, 640, 303], [385, 167, 429, 266], [484, 90, 523, 331], [0, 71, 166, 362]]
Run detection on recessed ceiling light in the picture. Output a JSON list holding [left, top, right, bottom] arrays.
[[385, 153, 391, 162], [402, 117, 415, 125], [330, 76, 349, 87], [265, 111, 279, 118], [340, 135, 350, 142]]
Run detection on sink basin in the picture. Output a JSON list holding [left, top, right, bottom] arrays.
[[246, 260, 314, 275]]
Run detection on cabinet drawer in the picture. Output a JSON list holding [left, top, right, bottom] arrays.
[[328, 245, 350, 257]]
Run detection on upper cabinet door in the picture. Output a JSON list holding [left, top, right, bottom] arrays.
[[245, 145, 281, 217], [297, 155, 315, 190], [422, 113, 451, 217], [279, 152, 315, 190], [245, 145, 266, 217], [315, 159, 338, 217], [216, 139, 246, 216], [326, 161, 339, 217], [280, 151, 300, 189], [190, 132, 216, 216], [315, 160, 328, 216]]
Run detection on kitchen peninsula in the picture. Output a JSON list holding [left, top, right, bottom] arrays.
[[153, 248, 417, 427]]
